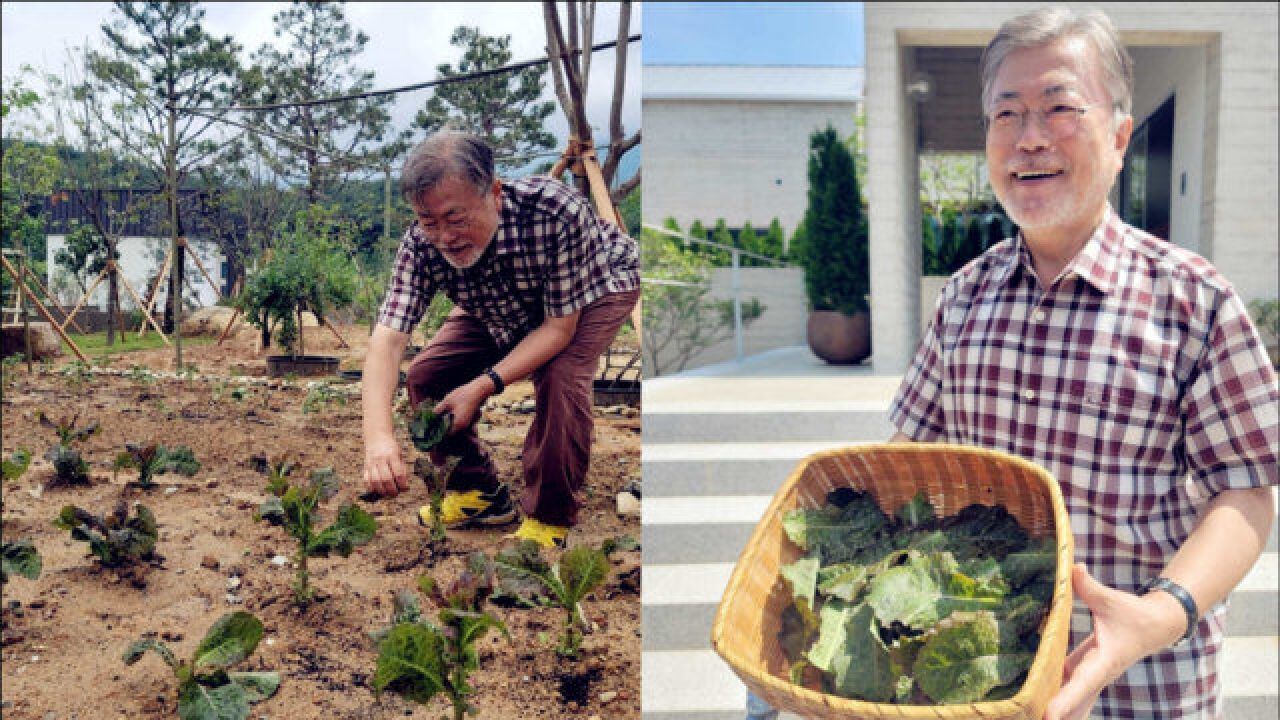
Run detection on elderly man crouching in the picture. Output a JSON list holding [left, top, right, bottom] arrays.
[[361, 130, 640, 548]]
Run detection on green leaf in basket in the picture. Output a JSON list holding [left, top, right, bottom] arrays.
[[807, 600, 900, 702], [781, 489, 891, 565], [912, 611, 1033, 704]]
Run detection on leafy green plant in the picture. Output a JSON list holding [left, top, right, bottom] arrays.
[[2, 448, 32, 482], [234, 205, 358, 355], [59, 359, 92, 388], [126, 364, 156, 384], [302, 382, 346, 414], [373, 554, 508, 720], [39, 412, 99, 485], [123, 611, 280, 720], [776, 490, 1050, 704], [257, 466, 376, 604], [1, 538, 42, 582], [492, 540, 610, 657], [53, 500, 158, 568], [408, 401, 452, 453], [114, 443, 200, 490]]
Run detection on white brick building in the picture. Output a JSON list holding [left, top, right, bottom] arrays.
[[867, 2, 1279, 372], [642, 65, 863, 235]]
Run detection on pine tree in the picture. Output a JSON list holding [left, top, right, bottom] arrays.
[[737, 221, 761, 267], [764, 218, 786, 262], [244, 1, 401, 205], [412, 26, 556, 172]]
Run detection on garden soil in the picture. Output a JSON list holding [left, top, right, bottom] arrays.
[[0, 323, 642, 719]]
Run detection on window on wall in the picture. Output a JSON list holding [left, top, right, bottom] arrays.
[[1119, 94, 1175, 239]]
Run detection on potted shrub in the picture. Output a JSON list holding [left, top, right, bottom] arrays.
[[797, 125, 870, 364], [235, 205, 357, 377]]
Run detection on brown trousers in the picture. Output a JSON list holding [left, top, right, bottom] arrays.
[[406, 288, 639, 527]]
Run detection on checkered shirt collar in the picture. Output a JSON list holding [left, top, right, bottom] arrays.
[[997, 205, 1124, 295]]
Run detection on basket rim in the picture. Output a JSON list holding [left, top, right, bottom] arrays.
[[710, 442, 1075, 716]]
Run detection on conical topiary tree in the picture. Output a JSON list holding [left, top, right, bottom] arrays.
[[800, 125, 868, 315]]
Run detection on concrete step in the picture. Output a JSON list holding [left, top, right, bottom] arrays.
[[641, 640, 1279, 719], [642, 407, 895, 444]]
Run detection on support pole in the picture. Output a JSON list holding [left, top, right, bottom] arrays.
[[117, 269, 171, 346], [60, 263, 112, 333], [731, 247, 743, 363], [138, 246, 174, 337], [0, 253, 89, 363], [181, 237, 223, 301], [21, 264, 85, 334]]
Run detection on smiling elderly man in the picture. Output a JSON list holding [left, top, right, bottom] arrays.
[[361, 131, 640, 548], [884, 6, 1278, 720]]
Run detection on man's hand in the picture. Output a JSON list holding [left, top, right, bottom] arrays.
[[363, 433, 408, 497], [436, 377, 491, 435], [1044, 563, 1186, 720]]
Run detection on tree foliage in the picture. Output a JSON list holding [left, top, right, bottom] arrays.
[[413, 26, 556, 172], [243, 1, 402, 204], [800, 124, 868, 315]]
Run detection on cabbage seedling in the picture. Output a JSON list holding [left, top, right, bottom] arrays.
[[1, 539, 41, 583], [408, 401, 452, 453], [415, 456, 461, 544], [114, 443, 200, 490], [373, 553, 508, 720], [39, 412, 99, 485], [53, 500, 158, 568], [257, 467, 376, 604], [123, 611, 280, 720], [493, 540, 610, 657]]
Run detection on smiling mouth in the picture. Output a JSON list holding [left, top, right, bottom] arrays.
[[1012, 169, 1064, 182]]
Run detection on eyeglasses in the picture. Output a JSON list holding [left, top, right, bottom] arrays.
[[416, 211, 472, 239], [984, 102, 1096, 140]]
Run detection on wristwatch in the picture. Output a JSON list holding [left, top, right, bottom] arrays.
[[1140, 577, 1199, 647], [483, 367, 505, 396]]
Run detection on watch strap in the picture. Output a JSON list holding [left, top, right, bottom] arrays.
[[1142, 577, 1199, 646], [483, 367, 505, 396]]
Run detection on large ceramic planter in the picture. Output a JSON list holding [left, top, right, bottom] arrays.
[[806, 310, 871, 364]]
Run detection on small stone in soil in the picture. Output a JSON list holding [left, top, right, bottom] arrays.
[[27, 599, 45, 609], [599, 691, 618, 703], [201, 555, 220, 570]]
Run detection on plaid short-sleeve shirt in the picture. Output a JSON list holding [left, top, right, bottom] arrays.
[[377, 175, 640, 349], [890, 207, 1278, 719]]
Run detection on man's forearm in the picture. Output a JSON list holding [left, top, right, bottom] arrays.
[[1158, 485, 1275, 623], [362, 325, 409, 439]]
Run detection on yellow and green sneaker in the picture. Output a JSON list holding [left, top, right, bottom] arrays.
[[506, 516, 568, 548], [418, 485, 516, 529]]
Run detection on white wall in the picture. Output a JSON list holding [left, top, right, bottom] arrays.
[[643, 99, 858, 234], [45, 235, 225, 310]]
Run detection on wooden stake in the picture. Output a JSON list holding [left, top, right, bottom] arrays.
[[59, 263, 111, 333], [117, 269, 171, 346], [0, 253, 89, 362], [138, 246, 174, 337], [180, 237, 224, 300]]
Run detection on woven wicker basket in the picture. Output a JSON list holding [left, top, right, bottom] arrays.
[[711, 443, 1074, 720]]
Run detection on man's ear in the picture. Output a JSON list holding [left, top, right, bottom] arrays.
[[490, 178, 503, 204], [1111, 113, 1134, 176]]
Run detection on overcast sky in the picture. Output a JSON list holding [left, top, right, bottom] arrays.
[[0, 2, 641, 171]]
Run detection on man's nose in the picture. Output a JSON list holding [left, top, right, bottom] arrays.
[[1014, 112, 1052, 152]]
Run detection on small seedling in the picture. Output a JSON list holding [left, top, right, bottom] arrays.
[[114, 443, 200, 490], [59, 359, 92, 388], [257, 466, 377, 604], [302, 382, 346, 414], [127, 365, 155, 385], [415, 457, 461, 544], [1, 538, 42, 583], [53, 500, 158, 568], [492, 540, 610, 657], [39, 412, 99, 485], [251, 453, 297, 496], [2, 448, 32, 482], [373, 554, 508, 720], [123, 611, 280, 720]]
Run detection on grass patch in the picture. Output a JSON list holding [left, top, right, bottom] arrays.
[[63, 331, 214, 358]]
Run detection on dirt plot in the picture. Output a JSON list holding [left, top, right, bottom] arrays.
[[0, 324, 641, 719]]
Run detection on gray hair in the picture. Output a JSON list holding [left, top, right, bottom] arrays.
[[399, 130, 495, 202], [981, 6, 1134, 118]]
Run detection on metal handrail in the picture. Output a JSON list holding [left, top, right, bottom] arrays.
[[641, 222, 796, 362]]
